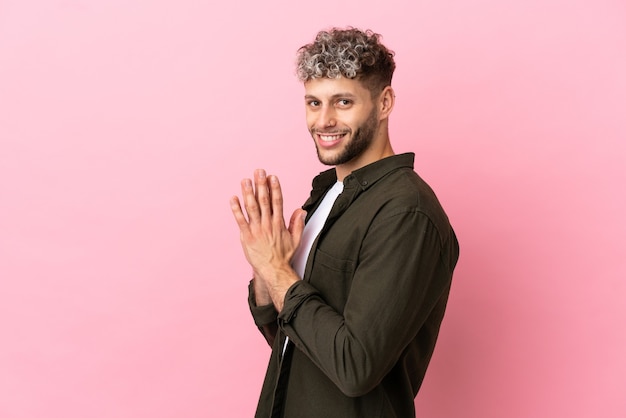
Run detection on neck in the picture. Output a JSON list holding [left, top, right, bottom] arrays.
[[335, 137, 394, 181]]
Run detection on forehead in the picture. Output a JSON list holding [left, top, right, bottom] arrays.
[[303, 77, 370, 98]]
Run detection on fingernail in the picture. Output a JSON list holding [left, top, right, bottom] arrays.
[[256, 169, 266, 179]]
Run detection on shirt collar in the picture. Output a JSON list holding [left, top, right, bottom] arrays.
[[345, 153, 415, 191], [311, 153, 416, 192]]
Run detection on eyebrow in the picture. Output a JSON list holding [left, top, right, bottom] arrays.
[[304, 92, 358, 100]]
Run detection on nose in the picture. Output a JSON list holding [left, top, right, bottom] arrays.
[[316, 105, 336, 129]]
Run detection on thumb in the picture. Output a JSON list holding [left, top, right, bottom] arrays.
[[288, 209, 307, 247]]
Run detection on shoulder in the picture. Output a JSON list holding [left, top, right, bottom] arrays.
[[371, 167, 454, 237]]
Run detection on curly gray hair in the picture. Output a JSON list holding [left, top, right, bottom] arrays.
[[296, 27, 396, 95]]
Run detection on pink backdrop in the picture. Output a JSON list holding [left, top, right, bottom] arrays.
[[1, 1, 625, 417]]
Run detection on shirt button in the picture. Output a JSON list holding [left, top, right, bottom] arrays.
[[361, 180, 368, 186]]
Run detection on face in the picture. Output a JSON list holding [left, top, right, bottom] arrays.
[[304, 77, 380, 168]]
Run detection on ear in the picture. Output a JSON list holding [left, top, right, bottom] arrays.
[[378, 86, 395, 120]]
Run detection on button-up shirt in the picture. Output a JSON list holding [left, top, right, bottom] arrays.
[[248, 153, 459, 417]]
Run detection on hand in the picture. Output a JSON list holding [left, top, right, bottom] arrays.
[[230, 169, 306, 310]]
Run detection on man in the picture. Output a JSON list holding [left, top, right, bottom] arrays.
[[230, 27, 459, 418]]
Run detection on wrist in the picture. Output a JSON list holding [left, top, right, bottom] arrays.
[[252, 275, 272, 306], [268, 267, 300, 312]]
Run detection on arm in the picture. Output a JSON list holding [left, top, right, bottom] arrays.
[[277, 210, 456, 397], [230, 169, 306, 339], [247, 277, 279, 346]]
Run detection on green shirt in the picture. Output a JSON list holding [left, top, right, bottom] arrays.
[[249, 153, 459, 417]]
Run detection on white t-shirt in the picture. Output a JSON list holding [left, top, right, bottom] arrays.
[[284, 181, 344, 355], [291, 181, 344, 278]]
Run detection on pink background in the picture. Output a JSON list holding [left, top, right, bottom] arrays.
[[1, 1, 625, 417]]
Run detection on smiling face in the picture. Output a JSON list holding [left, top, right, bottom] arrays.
[[304, 77, 393, 178]]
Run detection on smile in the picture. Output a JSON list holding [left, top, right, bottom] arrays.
[[319, 133, 346, 142]]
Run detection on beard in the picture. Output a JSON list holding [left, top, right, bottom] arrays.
[[313, 107, 379, 167]]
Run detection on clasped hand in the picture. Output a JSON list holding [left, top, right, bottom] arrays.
[[230, 169, 306, 311]]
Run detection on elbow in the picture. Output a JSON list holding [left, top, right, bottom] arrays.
[[339, 385, 374, 398], [330, 342, 389, 397], [334, 372, 383, 398]]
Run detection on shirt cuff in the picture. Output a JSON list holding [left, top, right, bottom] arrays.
[[277, 280, 320, 323], [248, 280, 278, 327]]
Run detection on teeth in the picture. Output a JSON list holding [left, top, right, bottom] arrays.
[[320, 134, 342, 142]]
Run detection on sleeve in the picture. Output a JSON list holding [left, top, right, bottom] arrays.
[[277, 209, 455, 397], [248, 280, 279, 347]]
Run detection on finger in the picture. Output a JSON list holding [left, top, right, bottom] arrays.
[[229, 196, 251, 233], [241, 178, 261, 225], [268, 175, 285, 227], [288, 208, 307, 248], [254, 169, 272, 221]]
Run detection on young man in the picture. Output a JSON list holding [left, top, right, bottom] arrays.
[[230, 27, 459, 418]]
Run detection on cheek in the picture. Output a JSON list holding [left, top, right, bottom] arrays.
[[305, 113, 315, 130], [352, 109, 375, 128]]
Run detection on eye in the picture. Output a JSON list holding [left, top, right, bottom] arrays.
[[306, 100, 321, 107], [336, 99, 352, 107]]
